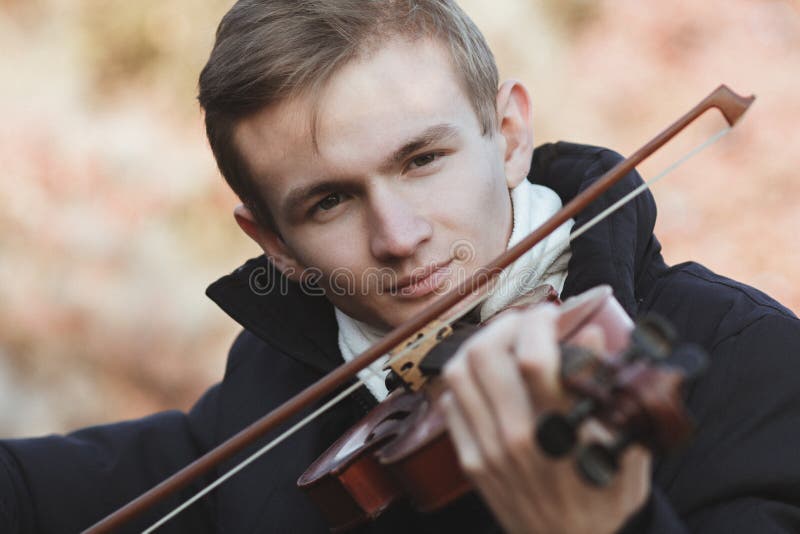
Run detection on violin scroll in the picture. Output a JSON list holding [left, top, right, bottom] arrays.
[[536, 310, 708, 487]]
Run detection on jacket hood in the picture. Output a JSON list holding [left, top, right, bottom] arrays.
[[205, 142, 668, 373]]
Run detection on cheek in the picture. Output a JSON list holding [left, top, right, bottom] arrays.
[[465, 187, 511, 264], [284, 225, 371, 280], [443, 151, 510, 234]]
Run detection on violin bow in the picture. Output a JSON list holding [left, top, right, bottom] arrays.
[[83, 84, 754, 533]]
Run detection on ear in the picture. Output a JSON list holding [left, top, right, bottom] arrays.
[[495, 80, 534, 189], [233, 204, 304, 282]]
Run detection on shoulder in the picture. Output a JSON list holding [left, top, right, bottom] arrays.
[[530, 141, 646, 209], [530, 141, 629, 181], [215, 328, 342, 441], [651, 265, 800, 523], [647, 261, 797, 349], [644, 261, 800, 438], [221, 329, 325, 396], [223, 328, 272, 376], [531, 141, 618, 171]]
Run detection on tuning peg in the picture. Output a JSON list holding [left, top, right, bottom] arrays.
[[575, 431, 634, 487], [536, 398, 596, 457], [665, 344, 709, 383], [625, 313, 678, 363], [384, 370, 404, 392]]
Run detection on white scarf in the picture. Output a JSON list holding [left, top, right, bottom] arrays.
[[335, 180, 573, 400]]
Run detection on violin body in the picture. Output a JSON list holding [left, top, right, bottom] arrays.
[[297, 386, 464, 531], [298, 286, 702, 531]]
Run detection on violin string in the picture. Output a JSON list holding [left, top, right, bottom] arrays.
[[143, 126, 732, 532], [569, 127, 731, 242]]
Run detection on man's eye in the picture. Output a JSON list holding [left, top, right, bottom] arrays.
[[409, 152, 439, 169], [316, 193, 342, 211]]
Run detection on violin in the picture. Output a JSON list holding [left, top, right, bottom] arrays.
[[297, 285, 708, 531], [83, 85, 754, 533]]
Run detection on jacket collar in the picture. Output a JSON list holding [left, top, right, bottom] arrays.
[[206, 142, 668, 372], [206, 257, 342, 374], [529, 142, 667, 313]]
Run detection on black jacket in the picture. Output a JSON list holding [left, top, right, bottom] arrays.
[[2, 142, 799, 533]]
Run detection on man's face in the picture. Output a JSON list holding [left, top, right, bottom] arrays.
[[235, 37, 523, 329]]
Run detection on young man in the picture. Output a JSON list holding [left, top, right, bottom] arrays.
[[2, 1, 799, 532]]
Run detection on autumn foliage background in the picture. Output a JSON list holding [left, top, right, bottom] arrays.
[[1, 0, 798, 436]]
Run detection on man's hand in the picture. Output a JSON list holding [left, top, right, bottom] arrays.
[[440, 304, 651, 534]]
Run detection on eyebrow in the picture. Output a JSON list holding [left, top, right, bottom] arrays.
[[378, 123, 459, 173], [281, 123, 460, 217]]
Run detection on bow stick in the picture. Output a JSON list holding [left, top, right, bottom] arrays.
[[84, 84, 754, 533]]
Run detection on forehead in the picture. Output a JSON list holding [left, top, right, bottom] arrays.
[[233, 37, 482, 209], [313, 36, 473, 147]]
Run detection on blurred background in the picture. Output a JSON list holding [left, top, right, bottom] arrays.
[[1, 0, 798, 437]]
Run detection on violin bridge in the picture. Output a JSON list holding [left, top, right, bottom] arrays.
[[385, 320, 453, 391]]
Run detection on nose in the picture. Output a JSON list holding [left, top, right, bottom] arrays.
[[368, 189, 432, 261]]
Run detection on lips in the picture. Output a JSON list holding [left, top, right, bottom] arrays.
[[391, 260, 453, 299]]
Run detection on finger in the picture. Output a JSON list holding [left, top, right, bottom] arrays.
[[466, 324, 538, 472], [615, 444, 650, 489], [443, 343, 506, 473], [609, 444, 652, 513], [570, 323, 607, 356], [512, 304, 564, 409], [439, 391, 485, 479], [439, 391, 525, 531], [577, 418, 615, 445]]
